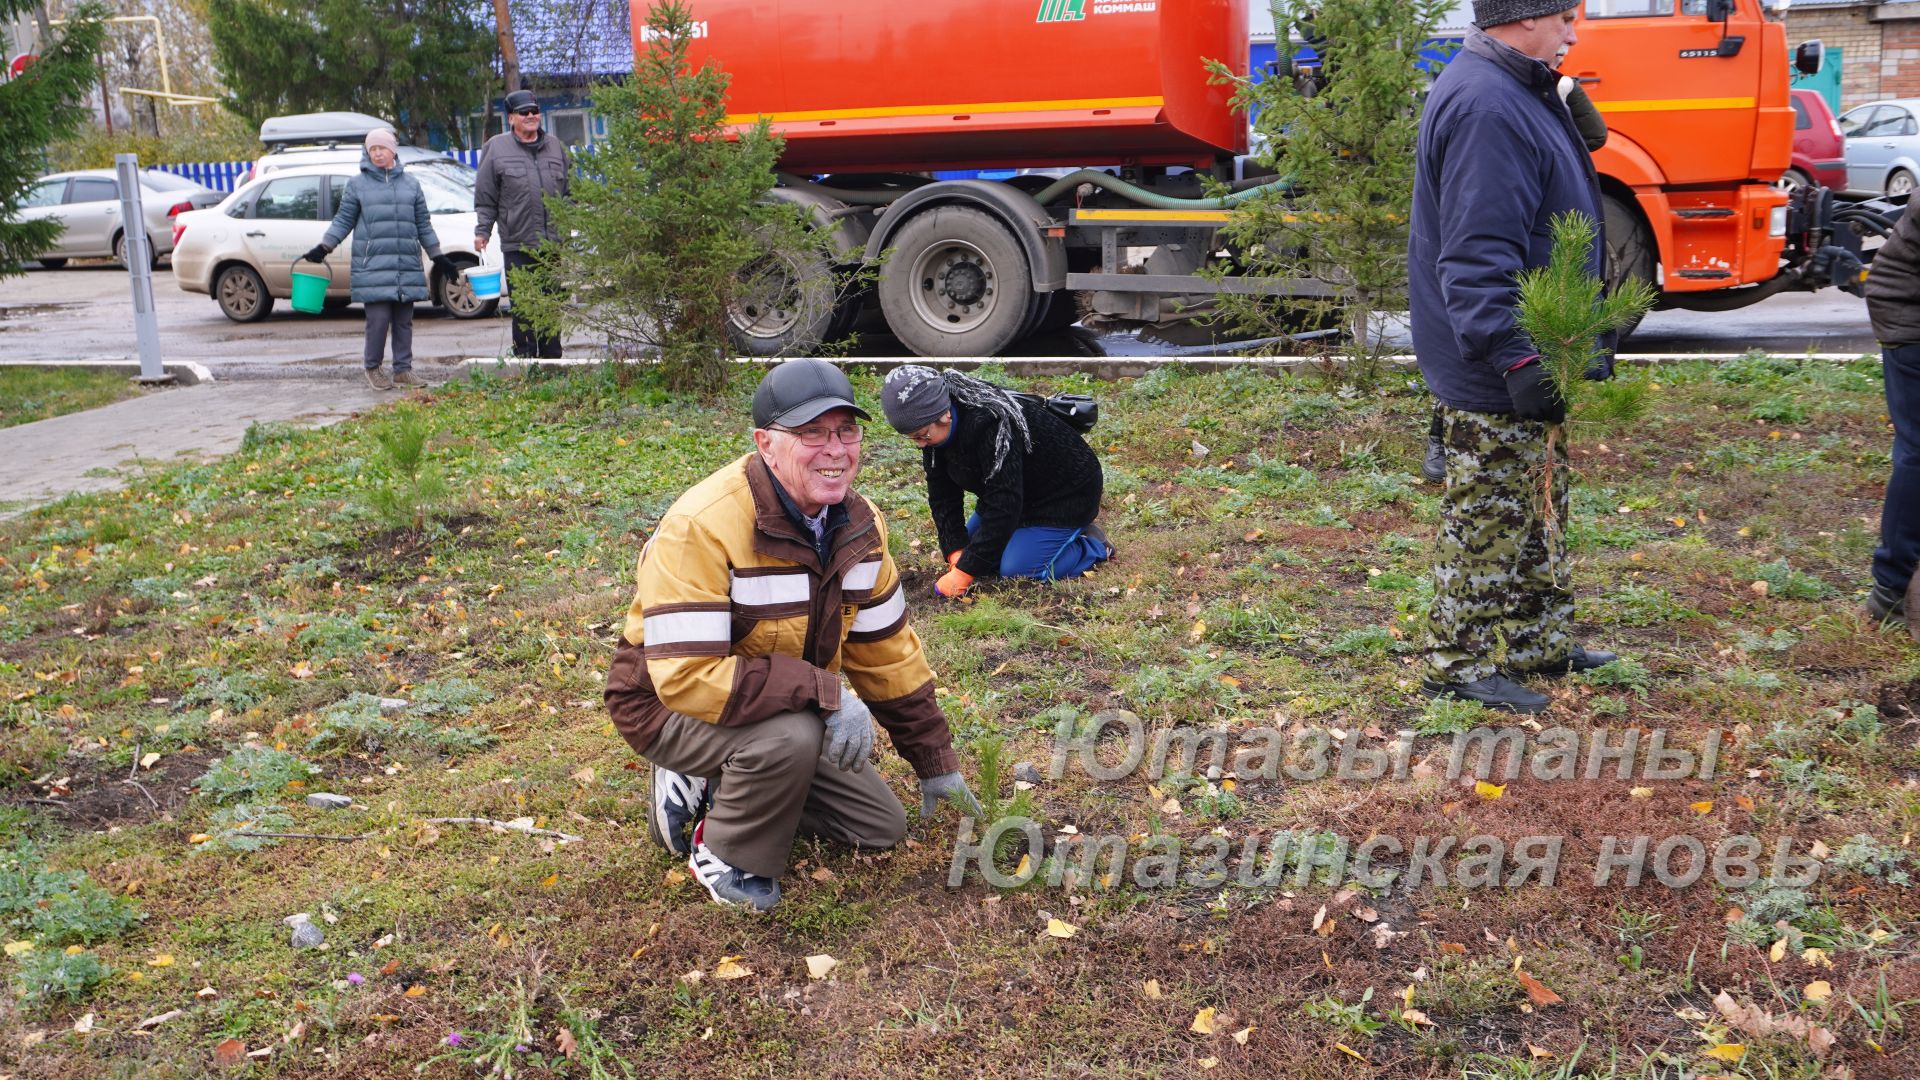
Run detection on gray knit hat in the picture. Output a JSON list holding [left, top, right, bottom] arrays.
[[881, 365, 953, 433], [1472, 0, 1578, 27]]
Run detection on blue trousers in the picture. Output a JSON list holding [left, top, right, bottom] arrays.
[[966, 513, 1110, 581], [1874, 343, 1920, 595]]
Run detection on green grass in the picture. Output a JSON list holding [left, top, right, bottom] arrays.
[[0, 360, 1914, 1077], [0, 368, 150, 429]]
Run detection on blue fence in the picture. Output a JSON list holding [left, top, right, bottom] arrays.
[[153, 160, 252, 192]]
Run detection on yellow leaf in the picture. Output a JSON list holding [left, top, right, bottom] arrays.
[[1189, 620, 1206, 642], [1334, 1043, 1369, 1063], [188, 833, 212, 844], [1802, 947, 1833, 969], [1142, 979, 1162, 1000], [539, 873, 559, 889], [805, 954, 838, 980], [1704, 1043, 1746, 1062], [403, 984, 426, 998], [1045, 918, 1079, 940], [1401, 984, 1416, 1007], [1015, 854, 1033, 878], [1769, 937, 1788, 963], [148, 953, 175, 967], [1401, 1008, 1434, 1026], [1198, 1057, 1219, 1070], [3, 940, 32, 957], [1629, 787, 1654, 799], [139, 752, 162, 770], [1231, 1025, 1254, 1045], [64, 945, 85, 956], [1804, 980, 1832, 1002], [1528, 1044, 1553, 1060], [1190, 1007, 1217, 1035], [712, 957, 754, 981], [1474, 781, 1505, 800], [1690, 800, 1714, 814]]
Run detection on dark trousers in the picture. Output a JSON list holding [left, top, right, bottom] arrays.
[[363, 301, 414, 372], [504, 249, 562, 359], [1874, 343, 1920, 594]]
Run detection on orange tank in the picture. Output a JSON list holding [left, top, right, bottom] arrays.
[[658, 0, 1249, 172]]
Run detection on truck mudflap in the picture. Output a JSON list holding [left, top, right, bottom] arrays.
[[863, 179, 1067, 293], [1662, 184, 1889, 311]]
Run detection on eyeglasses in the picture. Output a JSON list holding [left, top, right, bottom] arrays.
[[772, 422, 864, 447], [513, 107, 541, 117]]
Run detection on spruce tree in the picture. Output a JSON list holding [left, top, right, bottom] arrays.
[[0, 2, 106, 278], [509, 0, 838, 395]]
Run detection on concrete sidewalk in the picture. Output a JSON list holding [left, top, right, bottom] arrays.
[[0, 378, 393, 519]]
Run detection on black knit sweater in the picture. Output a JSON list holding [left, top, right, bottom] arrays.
[[924, 397, 1104, 578]]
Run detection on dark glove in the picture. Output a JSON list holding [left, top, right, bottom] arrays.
[[820, 693, 874, 773], [1504, 360, 1566, 424], [430, 254, 456, 275], [301, 245, 328, 264], [919, 772, 982, 819]]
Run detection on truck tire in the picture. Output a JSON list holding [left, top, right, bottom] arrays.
[[727, 245, 839, 357], [1602, 193, 1655, 342], [878, 206, 1033, 357]]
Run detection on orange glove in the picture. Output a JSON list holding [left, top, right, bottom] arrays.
[[945, 550, 963, 569], [934, 566, 974, 598]]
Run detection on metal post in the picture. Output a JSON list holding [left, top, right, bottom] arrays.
[[114, 153, 171, 384]]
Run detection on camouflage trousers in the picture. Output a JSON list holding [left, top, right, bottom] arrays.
[[1425, 406, 1573, 683]]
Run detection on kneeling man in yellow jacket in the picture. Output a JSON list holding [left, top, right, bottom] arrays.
[[606, 359, 981, 910]]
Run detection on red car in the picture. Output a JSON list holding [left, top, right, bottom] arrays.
[[1784, 88, 1848, 194]]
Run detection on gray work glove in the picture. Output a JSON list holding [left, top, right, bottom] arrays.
[[820, 693, 873, 773], [919, 771, 982, 818]]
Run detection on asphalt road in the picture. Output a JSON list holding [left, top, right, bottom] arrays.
[[0, 258, 1882, 376]]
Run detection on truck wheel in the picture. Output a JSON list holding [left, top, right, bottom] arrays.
[[727, 246, 838, 357], [878, 206, 1033, 357], [1887, 168, 1916, 198], [1602, 193, 1655, 342]]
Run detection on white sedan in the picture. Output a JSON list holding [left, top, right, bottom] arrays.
[[171, 161, 503, 323]]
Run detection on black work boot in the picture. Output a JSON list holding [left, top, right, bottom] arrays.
[[1508, 645, 1618, 678], [1421, 433, 1447, 483], [1865, 582, 1908, 626], [1420, 674, 1549, 714]]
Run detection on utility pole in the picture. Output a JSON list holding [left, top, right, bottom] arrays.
[[492, 0, 520, 92]]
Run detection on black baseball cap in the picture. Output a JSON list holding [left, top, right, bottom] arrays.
[[505, 90, 539, 113], [751, 359, 871, 429]]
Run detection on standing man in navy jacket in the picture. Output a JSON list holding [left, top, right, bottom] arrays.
[[1408, 0, 1618, 713]]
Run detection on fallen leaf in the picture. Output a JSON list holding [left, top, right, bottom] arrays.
[[1311, 905, 1328, 932], [1198, 1058, 1219, 1070], [555, 1027, 578, 1059], [1690, 800, 1714, 814], [1334, 1043, 1369, 1063], [1769, 937, 1788, 963], [569, 767, 596, 786], [1439, 942, 1467, 955], [538, 873, 559, 888], [72, 1013, 95, 1034], [1802, 947, 1832, 969], [196, 985, 218, 999], [1401, 1008, 1434, 1026], [1528, 1044, 1553, 1060], [712, 956, 753, 981], [147, 953, 174, 968], [1516, 970, 1562, 1007], [1810, 839, 1831, 860], [1628, 786, 1654, 799], [1190, 1007, 1217, 1035], [1142, 979, 1162, 1000], [403, 985, 426, 998], [1807, 1025, 1836, 1055], [1231, 1024, 1254, 1045], [139, 752, 162, 770], [805, 954, 839, 980], [289, 661, 314, 680], [1704, 1044, 1746, 1062], [3, 940, 32, 957], [212, 1038, 247, 1067], [1474, 781, 1505, 800], [1734, 794, 1756, 812], [1803, 980, 1832, 1002], [679, 969, 704, 985], [1189, 620, 1206, 642], [1045, 918, 1079, 940]]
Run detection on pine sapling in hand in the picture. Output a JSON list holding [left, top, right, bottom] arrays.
[[1514, 210, 1656, 533]]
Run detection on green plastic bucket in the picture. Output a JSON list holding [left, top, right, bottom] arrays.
[[290, 260, 331, 314]]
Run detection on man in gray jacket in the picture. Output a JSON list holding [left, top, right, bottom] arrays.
[[1863, 195, 1920, 640], [475, 89, 569, 358]]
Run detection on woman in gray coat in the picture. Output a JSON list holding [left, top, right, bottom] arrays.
[[302, 128, 452, 390]]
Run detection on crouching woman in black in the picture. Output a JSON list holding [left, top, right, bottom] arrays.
[[881, 365, 1111, 598]]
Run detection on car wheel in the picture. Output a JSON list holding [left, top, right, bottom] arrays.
[[112, 231, 161, 270], [1889, 169, 1917, 198], [1774, 168, 1812, 194], [215, 264, 274, 322], [434, 258, 499, 320], [36, 257, 68, 270]]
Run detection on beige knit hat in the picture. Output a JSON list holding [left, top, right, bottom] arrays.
[[364, 128, 399, 152]]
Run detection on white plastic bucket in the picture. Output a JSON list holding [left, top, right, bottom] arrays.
[[463, 265, 503, 299]]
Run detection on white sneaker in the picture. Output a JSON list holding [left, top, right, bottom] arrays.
[[647, 764, 709, 857], [687, 821, 780, 911]]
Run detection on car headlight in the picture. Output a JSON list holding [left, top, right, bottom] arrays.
[[1770, 205, 1788, 237]]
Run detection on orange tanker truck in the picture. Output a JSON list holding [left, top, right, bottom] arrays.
[[654, 0, 1854, 356]]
